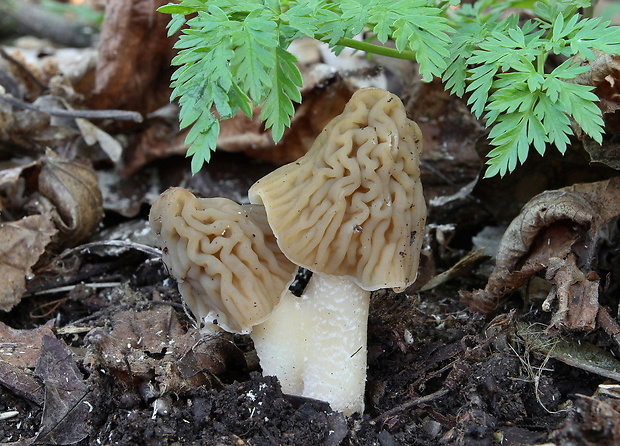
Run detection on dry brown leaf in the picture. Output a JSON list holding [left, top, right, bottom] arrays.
[[238, 75, 356, 165], [573, 51, 620, 109], [0, 213, 58, 311], [0, 320, 55, 368], [0, 161, 38, 212], [75, 117, 123, 162], [461, 177, 620, 330], [34, 334, 91, 445], [87, 306, 186, 380], [122, 73, 356, 174], [87, 306, 245, 392], [119, 114, 188, 177], [0, 360, 44, 406], [0, 320, 54, 406], [544, 255, 600, 330], [38, 151, 103, 245]]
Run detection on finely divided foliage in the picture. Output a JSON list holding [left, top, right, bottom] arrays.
[[160, 0, 620, 177]]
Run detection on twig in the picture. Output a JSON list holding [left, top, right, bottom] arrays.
[[151, 300, 186, 310], [27, 282, 123, 297], [59, 240, 161, 259], [597, 306, 620, 351], [0, 91, 143, 122], [372, 388, 449, 423]]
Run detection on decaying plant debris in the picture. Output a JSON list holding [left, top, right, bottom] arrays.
[[2, 1, 620, 445]]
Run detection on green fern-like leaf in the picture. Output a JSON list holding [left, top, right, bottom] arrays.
[[261, 47, 303, 142]]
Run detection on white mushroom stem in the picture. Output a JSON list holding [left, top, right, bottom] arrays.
[[251, 273, 370, 416]]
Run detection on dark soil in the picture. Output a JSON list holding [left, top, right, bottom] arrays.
[[0, 209, 616, 446]]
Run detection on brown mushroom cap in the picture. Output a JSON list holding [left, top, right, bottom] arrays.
[[149, 187, 296, 333], [248, 88, 426, 291]]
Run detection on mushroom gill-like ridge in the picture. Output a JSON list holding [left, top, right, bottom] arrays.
[[149, 187, 296, 333], [249, 88, 426, 291]]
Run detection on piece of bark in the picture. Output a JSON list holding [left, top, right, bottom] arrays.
[[88, 0, 175, 116]]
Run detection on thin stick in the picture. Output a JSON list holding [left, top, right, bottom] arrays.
[[372, 388, 449, 423], [0, 91, 143, 122]]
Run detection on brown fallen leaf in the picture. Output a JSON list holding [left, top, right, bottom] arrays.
[[86, 306, 246, 392], [238, 74, 356, 165], [38, 150, 103, 245], [0, 320, 54, 406], [544, 255, 600, 330], [0, 320, 55, 368], [461, 177, 620, 331], [0, 213, 58, 311], [34, 334, 91, 445], [121, 72, 356, 175], [0, 360, 44, 406], [0, 161, 38, 212]]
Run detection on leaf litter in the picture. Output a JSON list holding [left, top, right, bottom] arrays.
[[1, 1, 620, 445]]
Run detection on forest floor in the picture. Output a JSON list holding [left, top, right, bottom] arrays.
[[1, 1, 620, 445]]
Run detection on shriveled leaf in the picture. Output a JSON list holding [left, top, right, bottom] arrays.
[[0, 214, 58, 312], [544, 255, 600, 330], [461, 177, 620, 330], [38, 151, 103, 245]]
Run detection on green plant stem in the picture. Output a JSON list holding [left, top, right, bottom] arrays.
[[537, 53, 546, 73], [334, 37, 417, 61]]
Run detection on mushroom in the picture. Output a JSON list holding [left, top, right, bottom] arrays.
[[149, 187, 296, 334], [248, 87, 427, 415]]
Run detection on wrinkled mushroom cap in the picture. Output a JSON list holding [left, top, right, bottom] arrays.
[[149, 187, 296, 333], [249, 88, 426, 292]]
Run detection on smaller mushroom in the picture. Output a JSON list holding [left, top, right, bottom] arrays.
[[149, 187, 296, 334]]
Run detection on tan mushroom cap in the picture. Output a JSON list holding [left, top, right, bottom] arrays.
[[248, 88, 426, 292], [149, 187, 296, 333]]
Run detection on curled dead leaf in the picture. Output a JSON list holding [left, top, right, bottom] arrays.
[[38, 151, 103, 245], [461, 177, 620, 331], [0, 213, 57, 312]]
